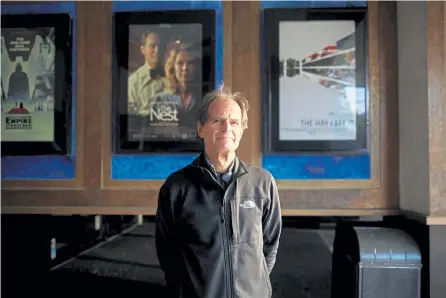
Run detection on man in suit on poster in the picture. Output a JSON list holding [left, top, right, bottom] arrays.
[[128, 29, 168, 115]]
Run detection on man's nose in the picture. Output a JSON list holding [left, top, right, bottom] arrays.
[[221, 119, 231, 131]]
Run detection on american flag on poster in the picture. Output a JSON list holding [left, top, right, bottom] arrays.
[[299, 32, 356, 93], [303, 44, 338, 62], [302, 35, 353, 64]]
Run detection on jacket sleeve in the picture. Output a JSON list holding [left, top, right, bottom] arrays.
[[262, 173, 282, 274], [155, 182, 181, 294]]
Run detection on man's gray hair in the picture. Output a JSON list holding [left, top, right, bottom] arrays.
[[196, 84, 250, 129]]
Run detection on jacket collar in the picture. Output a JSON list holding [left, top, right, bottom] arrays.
[[191, 152, 249, 180]]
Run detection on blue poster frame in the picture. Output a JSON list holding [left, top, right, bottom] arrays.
[[261, 0, 370, 180], [1, 2, 77, 180]]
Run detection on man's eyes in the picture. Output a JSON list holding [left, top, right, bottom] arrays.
[[211, 119, 240, 125]]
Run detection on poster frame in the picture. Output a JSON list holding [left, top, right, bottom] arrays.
[[112, 9, 216, 154], [262, 7, 369, 154], [1, 13, 73, 157]]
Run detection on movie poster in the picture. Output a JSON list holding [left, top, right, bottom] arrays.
[[1, 27, 55, 142], [278, 21, 361, 141], [127, 23, 202, 142]]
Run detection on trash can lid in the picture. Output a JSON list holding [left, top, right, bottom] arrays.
[[353, 227, 422, 266]]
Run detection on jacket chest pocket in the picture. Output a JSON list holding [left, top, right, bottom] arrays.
[[230, 198, 263, 244]]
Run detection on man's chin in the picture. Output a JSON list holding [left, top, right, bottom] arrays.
[[216, 144, 238, 154]]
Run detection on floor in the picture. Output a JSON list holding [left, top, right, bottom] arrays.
[[49, 221, 335, 298]]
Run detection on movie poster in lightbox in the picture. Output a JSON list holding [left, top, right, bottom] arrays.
[[278, 21, 360, 141], [126, 23, 202, 143], [1, 27, 56, 142]]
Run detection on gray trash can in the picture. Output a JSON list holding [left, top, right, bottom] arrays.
[[331, 224, 422, 298]]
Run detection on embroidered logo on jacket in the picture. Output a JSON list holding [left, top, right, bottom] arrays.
[[240, 200, 256, 209]]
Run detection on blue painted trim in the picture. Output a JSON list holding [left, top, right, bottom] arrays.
[[111, 0, 223, 180], [1, 2, 77, 180], [260, 0, 370, 180], [112, 0, 223, 12], [261, 1, 367, 9], [263, 154, 370, 180], [2, 156, 76, 180], [1, 2, 77, 15], [112, 154, 199, 179]]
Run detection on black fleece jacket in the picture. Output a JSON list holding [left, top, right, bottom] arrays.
[[155, 153, 282, 298]]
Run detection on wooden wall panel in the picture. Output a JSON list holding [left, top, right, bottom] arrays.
[[231, 1, 261, 166], [427, 2, 446, 217], [377, 1, 400, 209], [2, 1, 401, 216], [222, 0, 233, 88], [398, 1, 446, 225], [83, 1, 108, 191]]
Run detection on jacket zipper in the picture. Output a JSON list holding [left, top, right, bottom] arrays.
[[200, 168, 231, 298], [221, 177, 245, 298], [200, 167, 246, 298], [220, 199, 232, 298], [222, 191, 234, 298]]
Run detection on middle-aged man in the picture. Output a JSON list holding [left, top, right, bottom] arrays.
[[128, 30, 167, 115], [155, 85, 282, 298]]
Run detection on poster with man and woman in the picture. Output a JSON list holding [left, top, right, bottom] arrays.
[[126, 23, 203, 143]]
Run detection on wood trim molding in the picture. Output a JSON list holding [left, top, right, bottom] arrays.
[[0, 180, 85, 190], [223, 0, 233, 88], [276, 179, 379, 190], [1, 206, 158, 215], [281, 208, 400, 217], [426, 217, 446, 225], [98, 1, 115, 190], [426, 2, 446, 216], [231, 1, 261, 165], [1, 206, 400, 217], [102, 180, 164, 191]]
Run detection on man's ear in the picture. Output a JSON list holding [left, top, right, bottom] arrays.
[[197, 121, 204, 139]]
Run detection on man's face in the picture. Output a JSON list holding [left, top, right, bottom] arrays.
[[197, 98, 244, 155], [140, 32, 160, 68], [174, 51, 196, 84]]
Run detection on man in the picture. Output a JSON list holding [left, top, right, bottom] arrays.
[[155, 85, 282, 298], [128, 30, 168, 115]]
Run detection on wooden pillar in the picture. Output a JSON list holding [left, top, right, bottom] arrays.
[[397, 2, 446, 297], [228, 1, 261, 165]]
